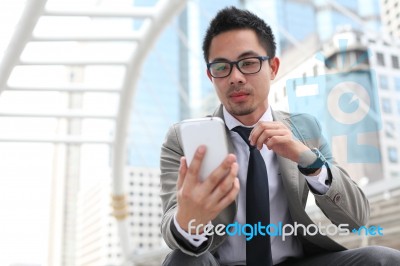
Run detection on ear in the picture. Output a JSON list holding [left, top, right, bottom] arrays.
[[269, 57, 280, 80], [206, 69, 213, 82]]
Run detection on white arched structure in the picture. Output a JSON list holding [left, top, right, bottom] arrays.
[[0, 0, 187, 264], [112, 0, 188, 263]]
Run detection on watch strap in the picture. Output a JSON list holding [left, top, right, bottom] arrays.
[[298, 148, 326, 175]]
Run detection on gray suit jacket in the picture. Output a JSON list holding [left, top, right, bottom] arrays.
[[160, 105, 370, 257]]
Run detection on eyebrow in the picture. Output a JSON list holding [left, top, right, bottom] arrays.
[[210, 51, 261, 63], [238, 51, 260, 58]]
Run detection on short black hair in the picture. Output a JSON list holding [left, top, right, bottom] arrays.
[[202, 6, 276, 63]]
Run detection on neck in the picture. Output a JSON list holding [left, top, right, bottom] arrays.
[[235, 114, 261, 126], [234, 106, 269, 126]]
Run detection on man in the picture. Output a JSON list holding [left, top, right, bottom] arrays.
[[160, 6, 400, 266]]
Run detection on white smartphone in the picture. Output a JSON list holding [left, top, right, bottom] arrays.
[[179, 117, 229, 181]]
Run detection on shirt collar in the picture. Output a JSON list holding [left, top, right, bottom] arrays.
[[223, 106, 273, 130]]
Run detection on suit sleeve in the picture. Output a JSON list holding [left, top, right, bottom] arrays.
[[290, 114, 370, 229], [159, 124, 214, 256]]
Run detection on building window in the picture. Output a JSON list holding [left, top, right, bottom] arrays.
[[388, 147, 398, 163], [377, 52, 385, 66], [385, 121, 395, 138], [392, 55, 399, 69], [302, 73, 307, 82], [382, 98, 392, 113], [395, 77, 400, 91], [398, 100, 400, 115], [379, 75, 389, 89], [313, 65, 318, 77]]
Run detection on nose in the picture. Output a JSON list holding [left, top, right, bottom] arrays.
[[229, 65, 246, 85]]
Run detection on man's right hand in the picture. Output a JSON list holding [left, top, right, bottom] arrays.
[[175, 145, 240, 234]]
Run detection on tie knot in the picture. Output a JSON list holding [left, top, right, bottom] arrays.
[[232, 126, 253, 147]]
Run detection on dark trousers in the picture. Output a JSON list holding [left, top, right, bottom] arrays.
[[162, 246, 400, 266]]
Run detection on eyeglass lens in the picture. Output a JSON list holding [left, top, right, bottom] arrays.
[[209, 57, 262, 77]]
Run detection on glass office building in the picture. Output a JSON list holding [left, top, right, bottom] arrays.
[[242, 0, 381, 54], [127, 0, 239, 167]]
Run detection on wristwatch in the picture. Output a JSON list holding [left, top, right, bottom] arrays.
[[298, 148, 326, 175]]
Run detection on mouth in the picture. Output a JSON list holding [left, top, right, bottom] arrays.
[[230, 91, 250, 102]]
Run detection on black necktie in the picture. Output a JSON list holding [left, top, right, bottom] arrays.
[[232, 126, 272, 266]]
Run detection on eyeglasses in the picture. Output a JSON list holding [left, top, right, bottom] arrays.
[[207, 56, 270, 78]]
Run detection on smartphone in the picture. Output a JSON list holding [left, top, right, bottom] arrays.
[[179, 117, 229, 181]]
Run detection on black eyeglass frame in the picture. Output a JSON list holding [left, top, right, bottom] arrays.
[[207, 56, 270, 78]]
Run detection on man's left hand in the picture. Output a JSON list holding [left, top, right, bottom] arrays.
[[249, 121, 309, 164]]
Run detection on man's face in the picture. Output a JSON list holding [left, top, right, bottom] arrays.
[[207, 29, 279, 125]]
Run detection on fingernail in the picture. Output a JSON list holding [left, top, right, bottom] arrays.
[[198, 145, 206, 153]]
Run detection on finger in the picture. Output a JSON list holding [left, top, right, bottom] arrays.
[[215, 177, 240, 211], [250, 122, 285, 145], [203, 154, 236, 194], [177, 157, 187, 190], [249, 122, 275, 146], [265, 135, 288, 150], [251, 121, 283, 133], [249, 123, 264, 146], [255, 129, 290, 150], [185, 145, 207, 186], [209, 162, 239, 203]]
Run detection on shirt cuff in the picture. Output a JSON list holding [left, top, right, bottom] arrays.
[[302, 165, 329, 194], [173, 214, 209, 248]]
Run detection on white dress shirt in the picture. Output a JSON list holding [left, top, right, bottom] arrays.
[[174, 106, 330, 265]]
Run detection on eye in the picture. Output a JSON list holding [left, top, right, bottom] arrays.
[[240, 59, 258, 67], [212, 62, 228, 71]]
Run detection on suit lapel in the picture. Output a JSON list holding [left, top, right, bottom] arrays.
[[272, 110, 308, 210]]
